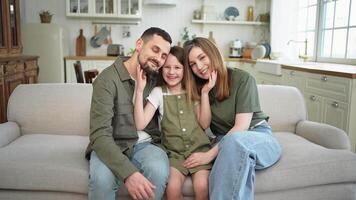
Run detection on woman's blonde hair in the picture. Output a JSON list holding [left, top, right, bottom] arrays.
[[183, 37, 230, 101], [157, 46, 199, 105]]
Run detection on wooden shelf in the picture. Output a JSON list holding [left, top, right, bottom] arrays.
[[191, 19, 268, 26]]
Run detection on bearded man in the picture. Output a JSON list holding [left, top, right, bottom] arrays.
[[85, 27, 172, 200]]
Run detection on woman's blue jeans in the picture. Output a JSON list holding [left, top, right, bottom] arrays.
[[209, 121, 281, 200], [88, 142, 169, 200]]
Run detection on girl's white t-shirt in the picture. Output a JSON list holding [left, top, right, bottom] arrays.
[[146, 87, 167, 121]]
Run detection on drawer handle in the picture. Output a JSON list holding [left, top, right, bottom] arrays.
[[290, 71, 295, 76], [321, 76, 328, 81], [310, 95, 316, 101], [332, 102, 339, 108]]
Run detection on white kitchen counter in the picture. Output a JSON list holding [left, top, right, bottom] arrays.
[[226, 58, 356, 78]]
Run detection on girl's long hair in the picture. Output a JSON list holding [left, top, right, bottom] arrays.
[[183, 37, 230, 101]]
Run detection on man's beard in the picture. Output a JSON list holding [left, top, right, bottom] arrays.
[[142, 63, 159, 83]]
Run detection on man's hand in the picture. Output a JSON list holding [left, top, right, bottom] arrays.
[[124, 172, 156, 200]]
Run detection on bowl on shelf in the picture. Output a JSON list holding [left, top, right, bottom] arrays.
[[224, 6, 239, 20]]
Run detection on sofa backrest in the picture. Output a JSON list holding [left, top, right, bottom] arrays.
[[7, 84, 92, 136], [7, 84, 306, 136], [257, 85, 307, 132]]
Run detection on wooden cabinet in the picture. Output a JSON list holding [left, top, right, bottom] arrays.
[[0, 0, 22, 55], [66, 0, 142, 19], [0, 0, 39, 123], [0, 56, 39, 123]]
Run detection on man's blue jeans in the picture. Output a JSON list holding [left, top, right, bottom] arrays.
[[88, 142, 169, 200], [209, 121, 281, 200]]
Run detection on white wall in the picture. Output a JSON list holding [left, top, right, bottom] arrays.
[[20, 0, 270, 57]]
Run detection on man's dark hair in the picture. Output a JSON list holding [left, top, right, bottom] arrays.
[[141, 27, 172, 44]]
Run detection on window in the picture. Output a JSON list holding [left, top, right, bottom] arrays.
[[298, 0, 356, 64], [297, 0, 318, 59]]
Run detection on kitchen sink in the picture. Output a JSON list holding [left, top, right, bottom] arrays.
[[255, 60, 282, 75]]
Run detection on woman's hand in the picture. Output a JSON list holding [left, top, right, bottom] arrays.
[[201, 70, 217, 94], [183, 151, 214, 169], [136, 65, 147, 93]]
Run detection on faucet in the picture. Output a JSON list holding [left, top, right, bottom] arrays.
[[287, 39, 308, 62]]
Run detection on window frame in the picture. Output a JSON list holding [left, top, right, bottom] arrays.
[[314, 0, 356, 64], [298, 0, 356, 64]]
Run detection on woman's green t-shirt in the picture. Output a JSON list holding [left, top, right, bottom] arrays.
[[209, 67, 268, 135]]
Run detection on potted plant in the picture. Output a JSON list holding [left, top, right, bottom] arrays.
[[39, 10, 53, 23], [180, 27, 196, 47]]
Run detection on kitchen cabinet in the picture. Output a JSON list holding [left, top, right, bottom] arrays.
[[94, 0, 117, 16], [234, 61, 356, 152], [64, 56, 116, 83], [282, 69, 306, 93], [66, 0, 142, 19], [256, 72, 282, 85], [304, 92, 323, 123], [0, 0, 22, 55], [323, 98, 349, 131], [0, 56, 39, 123], [67, 0, 91, 16]]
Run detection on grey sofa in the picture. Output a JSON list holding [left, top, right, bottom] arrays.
[[0, 83, 356, 200]]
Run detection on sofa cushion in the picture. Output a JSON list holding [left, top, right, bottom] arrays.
[[7, 84, 92, 136], [1, 132, 356, 196], [255, 132, 356, 193], [0, 134, 89, 194]]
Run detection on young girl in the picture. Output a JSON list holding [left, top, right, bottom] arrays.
[[134, 46, 217, 200]]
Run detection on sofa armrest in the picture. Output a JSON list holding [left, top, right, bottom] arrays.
[[296, 120, 350, 150], [0, 122, 21, 148]]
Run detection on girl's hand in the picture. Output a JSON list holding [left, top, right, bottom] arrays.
[[183, 152, 214, 169], [136, 65, 147, 93], [201, 70, 217, 94]]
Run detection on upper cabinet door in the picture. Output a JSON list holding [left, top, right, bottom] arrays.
[[118, 0, 141, 18], [93, 0, 117, 17], [8, 0, 22, 54], [66, 0, 142, 19], [66, 0, 91, 17], [0, 0, 9, 54]]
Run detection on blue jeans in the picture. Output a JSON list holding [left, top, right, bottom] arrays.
[[88, 142, 169, 200], [209, 121, 281, 200]]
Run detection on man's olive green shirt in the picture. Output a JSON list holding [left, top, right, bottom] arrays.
[[85, 58, 161, 181]]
